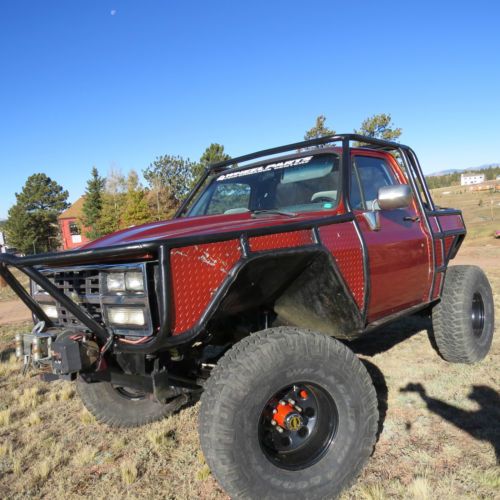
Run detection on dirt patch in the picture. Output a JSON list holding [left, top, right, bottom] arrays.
[[0, 300, 31, 326]]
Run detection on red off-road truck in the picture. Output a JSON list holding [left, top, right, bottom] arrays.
[[1, 134, 494, 499]]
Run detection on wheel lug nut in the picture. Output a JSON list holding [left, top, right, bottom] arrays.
[[271, 419, 277, 426], [276, 426, 284, 433], [288, 398, 296, 405], [272, 409, 277, 414], [279, 400, 286, 406]]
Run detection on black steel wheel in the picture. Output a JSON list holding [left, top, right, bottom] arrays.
[[112, 385, 148, 401], [199, 327, 379, 499], [258, 382, 338, 470], [432, 265, 494, 363], [471, 292, 485, 338]]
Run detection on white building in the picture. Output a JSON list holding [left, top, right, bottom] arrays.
[[461, 173, 485, 186]]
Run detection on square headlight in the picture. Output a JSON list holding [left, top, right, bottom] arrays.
[[125, 272, 144, 292], [106, 273, 126, 292], [108, 307, 145, 326]]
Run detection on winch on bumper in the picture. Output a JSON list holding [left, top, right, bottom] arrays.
[[15, 323, 99, 378]]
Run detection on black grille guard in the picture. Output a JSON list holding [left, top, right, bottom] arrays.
[[0, 242, 163, 349]]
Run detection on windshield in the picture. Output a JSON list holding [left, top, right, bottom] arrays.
[[187, 154, 340, 217]]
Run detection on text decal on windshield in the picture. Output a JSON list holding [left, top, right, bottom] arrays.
[[217, 156, 313, 181]]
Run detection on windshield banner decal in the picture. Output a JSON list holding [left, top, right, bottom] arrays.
[[217, 156, 313, 181]]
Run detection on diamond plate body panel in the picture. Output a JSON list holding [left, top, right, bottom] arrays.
[[170, 240, 241, 334], [249, 230, 314, 252], [438, 214, 464, 232], [319, 222, 365, 309], [434, 239, 444, 267], [432, 271, 444, 300], [444, 235, 455, 258]]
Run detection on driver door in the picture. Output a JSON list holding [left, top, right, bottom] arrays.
[[350, 152, 432, 322]]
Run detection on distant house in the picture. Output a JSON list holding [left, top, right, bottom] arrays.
[[460, 173, 485, 186], [58, 197, 91, 250]]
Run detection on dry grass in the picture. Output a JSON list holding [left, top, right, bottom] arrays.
[[431, 185, 500, 241], [120, 459, 138, 485], [0, 408, 11, 427], [0, 269, 29, 302], [0, 198, 498, 499]]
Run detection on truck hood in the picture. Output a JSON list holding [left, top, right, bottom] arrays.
[[82, 211, 332, 249]]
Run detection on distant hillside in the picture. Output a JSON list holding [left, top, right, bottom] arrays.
[[426, 164, 500, 189]]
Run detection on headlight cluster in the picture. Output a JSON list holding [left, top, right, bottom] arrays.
[[106, 271, 144, 292], [108, 307, 145, 326]]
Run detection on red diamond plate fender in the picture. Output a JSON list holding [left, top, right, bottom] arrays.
[[248, 230, 315, 252], [319, 222, 365, 310], [170, 240, 241, 334]]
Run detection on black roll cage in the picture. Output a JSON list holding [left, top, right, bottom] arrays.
[[0, 134, 455, 354]]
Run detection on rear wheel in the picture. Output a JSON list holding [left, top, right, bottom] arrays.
[[432, 265, 494, 363], [199, 327, 378, 499], [76, 378, 188, 428]]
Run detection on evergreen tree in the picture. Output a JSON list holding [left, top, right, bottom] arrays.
[[99, 192, 124, 235], [355, 113, 402, 141], [81, 166, 105, 239], [122, 170, 152, 227], [200, 143, 231, 168], [98, 168, 127, 235], [304, 115, 336, 141], [5, 173, 69, 254]]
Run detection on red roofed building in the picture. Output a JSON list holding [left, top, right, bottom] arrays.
[[58, 197, 92, 250]]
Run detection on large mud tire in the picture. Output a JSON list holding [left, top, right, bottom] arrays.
[[432, 265, 494, 363], [199, 327, 378, 499], [76, 378, 188, 428]]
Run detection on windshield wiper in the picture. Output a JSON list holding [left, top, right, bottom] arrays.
[[251, 209, 298, 218]]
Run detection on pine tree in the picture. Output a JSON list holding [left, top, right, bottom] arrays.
[[122, 170, 152, 227], [81, 166, 105, 239], [304, 115, 336, 141], [200, 143, 231, 168], [97, 168, 127, 235], [5, 173, 69, 254], [355, 113, 402, 141], [99, 192, 125, 235]]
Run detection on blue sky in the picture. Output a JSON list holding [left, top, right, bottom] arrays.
[[1, 0, 499, 218]]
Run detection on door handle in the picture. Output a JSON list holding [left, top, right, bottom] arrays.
[[403, 216, 420, 222]]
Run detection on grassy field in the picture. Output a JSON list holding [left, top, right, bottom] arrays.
[[0, 190, 499, 499], [432, 184, 500, 240]]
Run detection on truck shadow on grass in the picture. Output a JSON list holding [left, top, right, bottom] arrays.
[[401, 383, 500, 464], [343, 314, 499, 463], [346, 314, 431, 357]]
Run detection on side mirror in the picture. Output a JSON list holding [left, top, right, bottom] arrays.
[[377, 185, 412, 210]]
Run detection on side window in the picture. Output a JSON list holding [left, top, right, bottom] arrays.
[[69, 222, 81, 235], [206, 183, 251, 215], [350, 156, 397, 210]]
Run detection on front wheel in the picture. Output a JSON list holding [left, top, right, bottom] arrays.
[[76, 379, 188, 428], [199, 328, 378, 499]]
